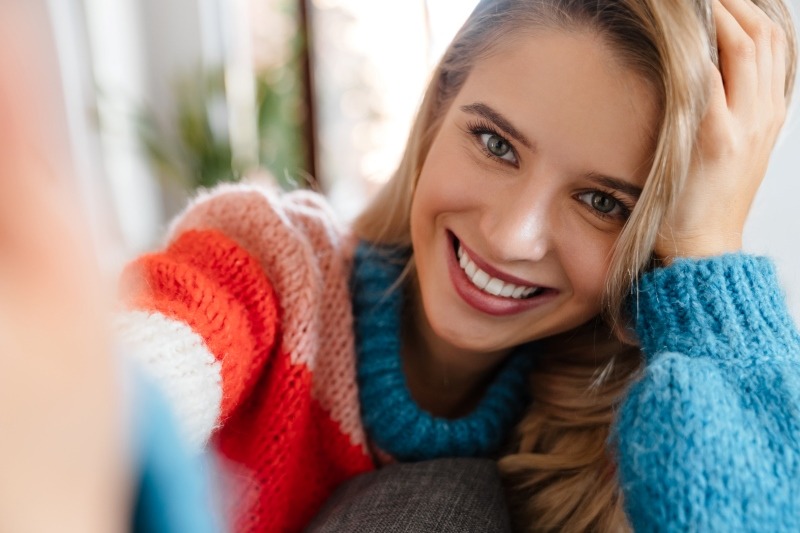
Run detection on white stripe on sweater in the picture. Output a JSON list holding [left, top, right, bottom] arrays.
[[116, 310, 222, 451]]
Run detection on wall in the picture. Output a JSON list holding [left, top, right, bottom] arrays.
[[744, 0, 800, 322]]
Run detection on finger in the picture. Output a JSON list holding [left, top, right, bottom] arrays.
[[0, 3, 81, 257], [718, 0, 776, 97], [0, 2, 72, 189], [771, 23, 788, 115], [713, 0, 759, 109], [718, 0, 773, 47], [705, 58, 732, 135]]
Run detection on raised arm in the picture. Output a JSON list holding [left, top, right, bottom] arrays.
[[614, 254, 800, 530], [615, 0, 799, 528]]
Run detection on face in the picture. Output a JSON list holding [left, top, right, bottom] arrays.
[[409, 29, 657, 357]]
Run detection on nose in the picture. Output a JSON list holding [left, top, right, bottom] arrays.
[[481, 184, 553, 264]]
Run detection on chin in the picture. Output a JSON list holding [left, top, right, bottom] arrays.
[[425, 311, 528, 356]]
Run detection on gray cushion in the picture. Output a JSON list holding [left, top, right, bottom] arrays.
[[306, 458, 512, 532]]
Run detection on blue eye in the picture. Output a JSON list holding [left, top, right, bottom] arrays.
[[577, 191, 628, 220], [591, 193, 616, 213], [478, 132, 518, 164]]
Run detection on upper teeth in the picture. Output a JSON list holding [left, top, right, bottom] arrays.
[[457, 244, 541, 299]]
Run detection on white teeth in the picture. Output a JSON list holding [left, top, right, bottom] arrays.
[[472, 269, 490, 290], [485, 278, 504, 296], [465, 261, 477, 278], [499, 284, 515, 297], [456, 243, 542, 299]]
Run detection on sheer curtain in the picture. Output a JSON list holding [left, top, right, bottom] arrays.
[[46, 0, 254, 260]]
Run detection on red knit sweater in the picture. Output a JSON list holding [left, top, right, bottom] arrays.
[[117, 185, 376, 532]]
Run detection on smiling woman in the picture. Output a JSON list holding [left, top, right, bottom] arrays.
[[351, 0, 799, 530], [114, 0, 799, 530]]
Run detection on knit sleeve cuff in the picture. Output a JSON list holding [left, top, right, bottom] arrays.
[[632, 253, 800, 362]]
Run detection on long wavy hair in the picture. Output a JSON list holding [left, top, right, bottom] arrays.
[[352, 0, 797, 530]]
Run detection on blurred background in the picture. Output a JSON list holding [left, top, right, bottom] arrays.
[[30, 0, 800, 321]]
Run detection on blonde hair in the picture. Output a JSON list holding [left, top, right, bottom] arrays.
[[353, 0, 798, 530]]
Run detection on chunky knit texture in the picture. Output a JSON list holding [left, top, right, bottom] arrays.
[[119, 185, 372, 532], [118, 184, 533, 532], [615, 254, 800, 531]]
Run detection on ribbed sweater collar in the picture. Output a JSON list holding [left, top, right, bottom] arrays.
[[351, 242, 535, 461]]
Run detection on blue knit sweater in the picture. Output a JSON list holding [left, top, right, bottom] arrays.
[[615, 254, 800, 531]]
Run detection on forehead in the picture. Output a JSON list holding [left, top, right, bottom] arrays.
[[454, 29, 658, 183]]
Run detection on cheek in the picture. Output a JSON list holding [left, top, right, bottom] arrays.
[[557, 217, 617, 306], [412, 142, 486, 229]]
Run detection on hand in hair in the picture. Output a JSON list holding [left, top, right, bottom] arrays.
[[0, 5, 130, 532], [655, 0, 790, 262]]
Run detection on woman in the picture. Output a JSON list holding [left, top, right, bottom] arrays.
[[1, 0, 797, 531], [357, 0, 800, 529]]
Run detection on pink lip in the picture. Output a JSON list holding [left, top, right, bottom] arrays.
[[446, 231, 558, 317]]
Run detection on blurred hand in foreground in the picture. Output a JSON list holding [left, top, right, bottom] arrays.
[[0, 3, 130, 532]]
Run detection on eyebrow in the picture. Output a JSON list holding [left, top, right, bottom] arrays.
[[584, 173, 643, 199], [460, 102, 535, 151], [461, 102, 643, 198]]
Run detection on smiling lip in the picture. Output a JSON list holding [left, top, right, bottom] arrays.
[[446, 231, 557, 316]]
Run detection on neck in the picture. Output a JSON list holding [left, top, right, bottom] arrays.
[[401, 284, 511, 418]]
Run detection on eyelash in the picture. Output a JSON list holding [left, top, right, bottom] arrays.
[[464, 118, 634, 223], [575, 190, 634, 222], [465, 120, 519, 166]]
